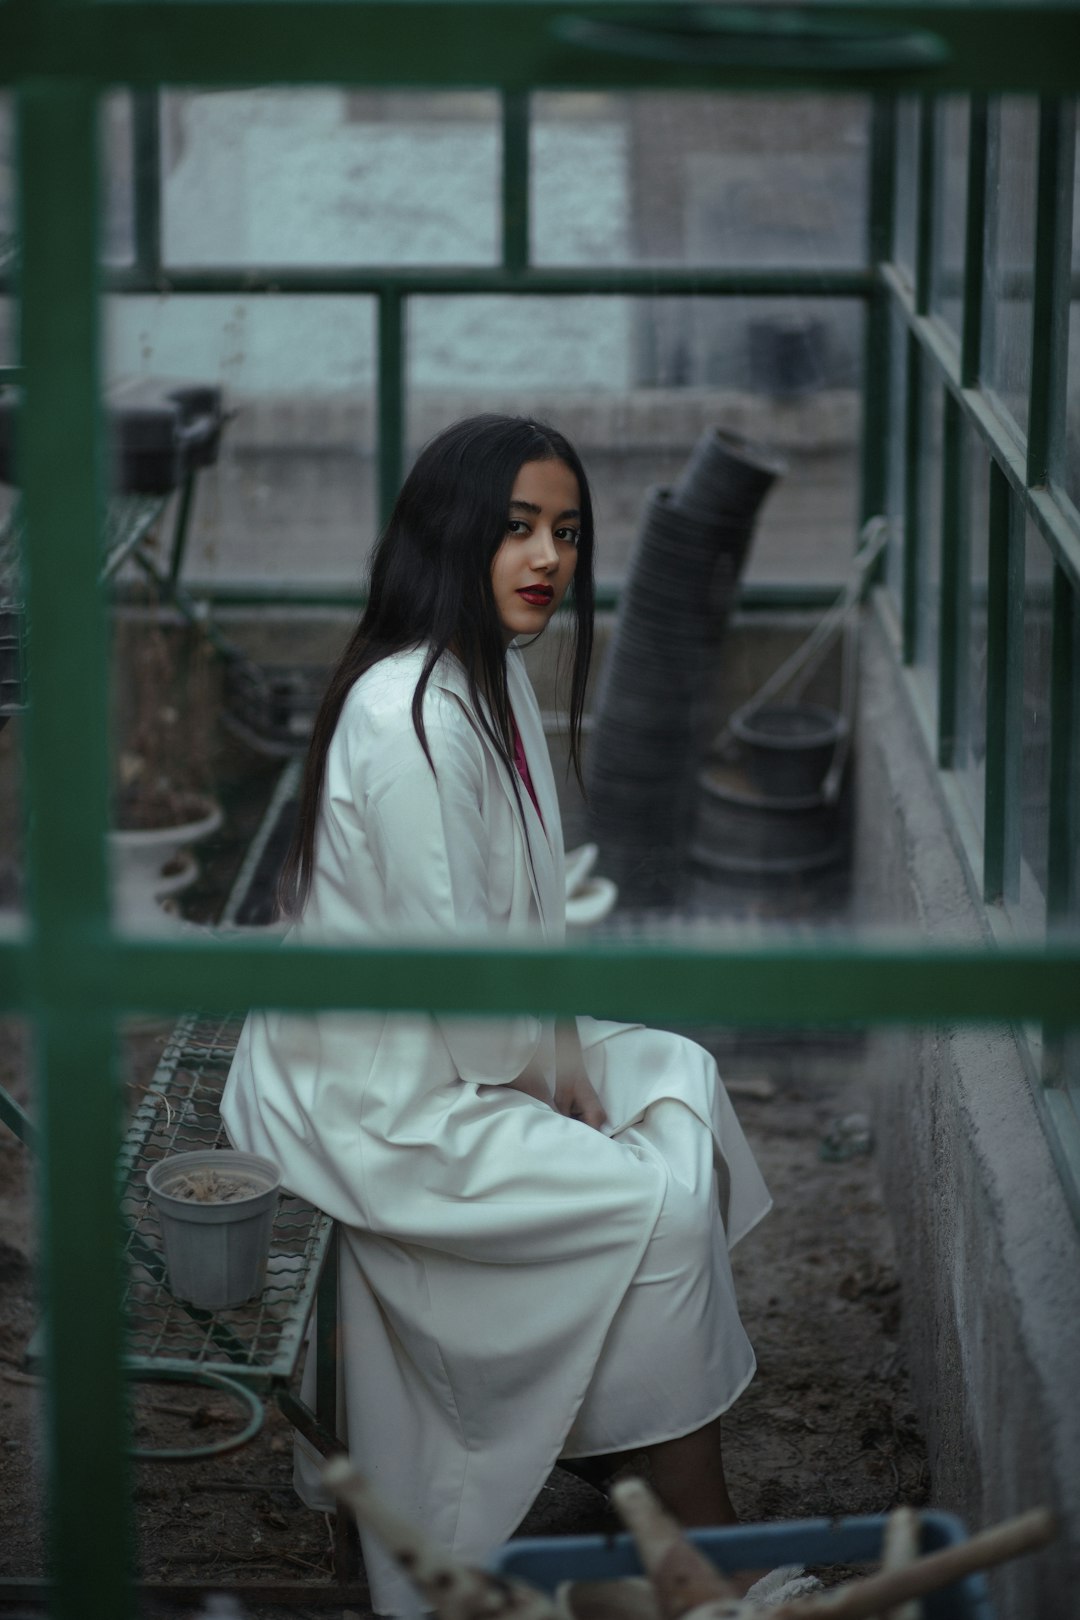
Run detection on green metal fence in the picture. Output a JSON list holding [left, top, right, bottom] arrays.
[[1, 3, 1080, 1617]]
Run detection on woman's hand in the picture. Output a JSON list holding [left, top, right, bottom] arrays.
[[554, 1069, 608, 1130], [554, 1019, 608, 1131]]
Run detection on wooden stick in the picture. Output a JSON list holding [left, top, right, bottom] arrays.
[[611, 1480, 739, 1619], [323, 1457, 562, 1620], [877, 1507, 918, 1620], [759, 1507, 1056, 1620]]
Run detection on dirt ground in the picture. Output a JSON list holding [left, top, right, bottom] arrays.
[[0, 722, 928, 1615], [0, 1023, 927, 1617]]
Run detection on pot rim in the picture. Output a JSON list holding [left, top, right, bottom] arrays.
[[110, 796, 223, 847]]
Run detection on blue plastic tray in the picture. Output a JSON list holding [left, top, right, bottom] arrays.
[[492, 1512, 994, 1619]]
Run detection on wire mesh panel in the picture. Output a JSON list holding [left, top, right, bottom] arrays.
[[118, 1011, 331, 1389]]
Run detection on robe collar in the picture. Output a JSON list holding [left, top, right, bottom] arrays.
[[428, 646, 564, 942]]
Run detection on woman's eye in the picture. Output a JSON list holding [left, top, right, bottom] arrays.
[[557, 527, 580, 547], [506, 518, 530, 536]]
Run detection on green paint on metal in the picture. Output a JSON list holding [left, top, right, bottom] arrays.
[[1000, 491, 1026, 906], [4, 933, 1069, 1027], [1026, 98, 1076, 490], [131, 90, 161, 282], [983, 458, 1010, 903], [960, 95, 987, 389], [101, 265, 875, 298], [902, 329, 921, 663], [167, 471, 198, 586], [501, 89, 530, 273], [2, 4, 1080, 94], [315, 1225, 339, 1436], [880, 259, 1080, 595], [914, 94, 935, 315], [377, 289, 405, 530], [860, 96, 896, 531], [1046, 564, 1076, 928], [0, 1080, 36, 1150], [937, 389, 963, 767], [110, 579, 850, 614], [18, 81, 134, 1620], [979, 470, 1028, 908]]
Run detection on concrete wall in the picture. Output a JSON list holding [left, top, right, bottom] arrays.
[[856, 602, 1080, 1618]]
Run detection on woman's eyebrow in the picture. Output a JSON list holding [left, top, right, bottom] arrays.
[[508, 499, 582, 520]]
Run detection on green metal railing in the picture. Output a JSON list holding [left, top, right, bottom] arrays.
[[1, 4, 1080, 1618]]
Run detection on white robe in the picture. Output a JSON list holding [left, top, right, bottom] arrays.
[[221, 645, 771, 1615]]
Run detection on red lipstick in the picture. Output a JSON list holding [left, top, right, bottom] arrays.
[[517, 586, 554, 606]]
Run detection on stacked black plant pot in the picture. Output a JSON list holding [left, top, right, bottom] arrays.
[[586, 429, 784, 909]]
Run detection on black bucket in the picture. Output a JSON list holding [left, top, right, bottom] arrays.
[[731, 701, 848, 800], [692, 757, 851, 878]]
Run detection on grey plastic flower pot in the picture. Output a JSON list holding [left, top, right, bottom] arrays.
[[146, 1149, 282, 1310]]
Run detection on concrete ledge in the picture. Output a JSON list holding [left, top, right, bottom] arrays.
[[856, 602, 1080, 1618]]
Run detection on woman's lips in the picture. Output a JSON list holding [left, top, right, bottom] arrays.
[[517, 586, 554, 605]]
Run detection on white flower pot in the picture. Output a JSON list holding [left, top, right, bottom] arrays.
[[146, 1149, 281, 1311], [110, 798, 222, 931]]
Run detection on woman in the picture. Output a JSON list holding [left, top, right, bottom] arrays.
[[221, 414, 772, 1615]]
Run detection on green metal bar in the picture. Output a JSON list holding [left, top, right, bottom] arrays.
[[96, 265, 875, 298], [377, 289, 405, 529], [937, 389, 964, 767], [901, 329, 921, 662], [167, 470, 198, 587], [1045, 564, 1076, 929], [0, 365, 23, 385], [983, 466, 1025, 904], [0, 1082, 36, 1150], [131, 90, 161, 282], [1026, 98, 1076, 490], [3, 928, 1080, 1024], [914, 94, 935, 315], [880, 261, 1080, 595], [983, 458, 1010, 902], [501, 89, 530, 274], [3, 3, 1080, 94], [14, 935, 1080, 1026], [860, 95, 896, 530], [960, 95, 988, 388], [315, 1224, 339, 1434], [116, 579, 851, 613], [18, 79, 134, 1620]]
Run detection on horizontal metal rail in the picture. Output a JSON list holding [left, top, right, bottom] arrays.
[[2, 2, 1080, 93], [100, 265, 876, 297], [2, 934, 1080, 1025]]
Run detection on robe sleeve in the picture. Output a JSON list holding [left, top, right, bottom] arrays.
[[360, 692, 544, 1087]]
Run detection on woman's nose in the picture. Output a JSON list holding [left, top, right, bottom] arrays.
[[529, 528, 559, 569]]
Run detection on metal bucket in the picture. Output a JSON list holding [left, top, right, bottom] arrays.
[[146, 1149, 281, 1310]]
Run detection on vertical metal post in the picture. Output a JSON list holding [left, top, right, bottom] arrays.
[[377, 288, 405, 530], [860, 95, 896, 533], [132, 91, 162, 283], [501, 90, 530, 274], [983, 462, 1023, 905], [937, 391, 965, 768], [1046, 565, 1076, 930], [901, 332, 921, 664], [914, 95, 936, 316], [168, 470, 198, 586], [960, 96, 988, 389], [1026, 98, 1076, 489], [18, 81, 133, 1620]]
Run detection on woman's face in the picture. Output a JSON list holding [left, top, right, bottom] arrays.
[[490, 458, 581, 648]]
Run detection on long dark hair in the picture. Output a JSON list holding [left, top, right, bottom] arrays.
[[279, 413, 596, 917]]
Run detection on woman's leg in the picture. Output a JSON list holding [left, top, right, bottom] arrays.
[[646, 1415, 737, 1526]]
